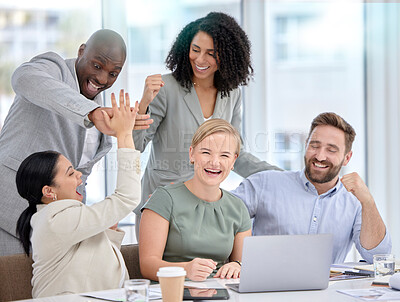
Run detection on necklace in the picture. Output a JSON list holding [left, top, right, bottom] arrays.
[[193, 82, 215, 89]]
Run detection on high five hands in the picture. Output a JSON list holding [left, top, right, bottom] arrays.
[[88, 89, 153, 136], [101, 90, 138, 149]]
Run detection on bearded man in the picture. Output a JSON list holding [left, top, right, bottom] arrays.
[[232, 112, 391, 264]]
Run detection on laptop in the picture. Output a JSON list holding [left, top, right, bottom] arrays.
[[226, 234, 333, 293]]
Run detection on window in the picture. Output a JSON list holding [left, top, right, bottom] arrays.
[[0, 0, 102, 203], [243, 1, 365, 177]]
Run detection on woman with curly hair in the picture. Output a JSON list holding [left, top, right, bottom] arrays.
[[133, 12, 280, 232]]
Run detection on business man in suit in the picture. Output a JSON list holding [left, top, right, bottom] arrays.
[[0, 29, 150, 256]]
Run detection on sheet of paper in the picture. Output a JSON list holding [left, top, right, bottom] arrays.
[[184, 279, 226, 289], [337, 288, 400, 301], [81, 288, 162, 301], [331, 262, 370, 269]]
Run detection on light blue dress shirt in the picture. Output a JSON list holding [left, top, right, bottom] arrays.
[[231, 169, 391, 264]]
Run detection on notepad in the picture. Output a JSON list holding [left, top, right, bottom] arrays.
[[338, 288, 400, 301], [81, 288, 162, 301]]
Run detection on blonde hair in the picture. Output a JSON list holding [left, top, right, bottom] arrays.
[[191, 119, 241, 155]]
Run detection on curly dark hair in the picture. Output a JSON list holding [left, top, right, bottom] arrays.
[[166, 12, 254, 98]]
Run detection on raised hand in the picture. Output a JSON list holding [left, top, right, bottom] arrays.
[[341, 172, 374, 205], [139, 74, 164, 114], [102, 89, 138, 149], [341, 172, 387, 250]]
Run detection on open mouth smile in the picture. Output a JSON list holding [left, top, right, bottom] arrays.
[[195, 64, 210, 72], [76, 181, 83, 197], [204, 168, 222, 175], [87, 79, 105, 94], [312, 161, 329, 169]]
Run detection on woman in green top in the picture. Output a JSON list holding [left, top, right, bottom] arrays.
[[139, 119, 251, 281]]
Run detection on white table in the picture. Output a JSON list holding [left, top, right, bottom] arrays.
[[16, 278, 377, 302]]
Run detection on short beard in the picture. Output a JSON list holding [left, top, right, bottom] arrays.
[[304, 157, 343, 184]]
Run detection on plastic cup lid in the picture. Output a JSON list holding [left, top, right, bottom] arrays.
[[157, 266, 186, 277]]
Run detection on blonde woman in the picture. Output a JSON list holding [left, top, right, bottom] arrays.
[[139, 119, 251, 281]]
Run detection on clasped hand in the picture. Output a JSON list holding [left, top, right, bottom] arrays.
[[101, 90, 137, 134], [185, 258, 241, 281], [101, 90, 138, 149], [139, 74, 164, 114], [89, 90, 153, 136], [341, 172, 374, 205]]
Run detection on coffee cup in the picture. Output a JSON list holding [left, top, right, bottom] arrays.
[[157, 267, 186, 302]]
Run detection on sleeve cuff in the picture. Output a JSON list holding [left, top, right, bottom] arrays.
[[358, 228, 392, 263], [84, 114, 94, 128]]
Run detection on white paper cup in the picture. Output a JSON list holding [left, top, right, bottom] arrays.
[[157, 267, 186, 302]]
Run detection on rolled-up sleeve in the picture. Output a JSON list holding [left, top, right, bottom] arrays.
[[352, 209, 392, 263]]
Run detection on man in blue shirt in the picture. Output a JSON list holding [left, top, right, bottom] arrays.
[[232, 112, 391, 264]]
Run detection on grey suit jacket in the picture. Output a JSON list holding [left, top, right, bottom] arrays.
[[133, 73, 280, 214], [0, 52, 112, 255]]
